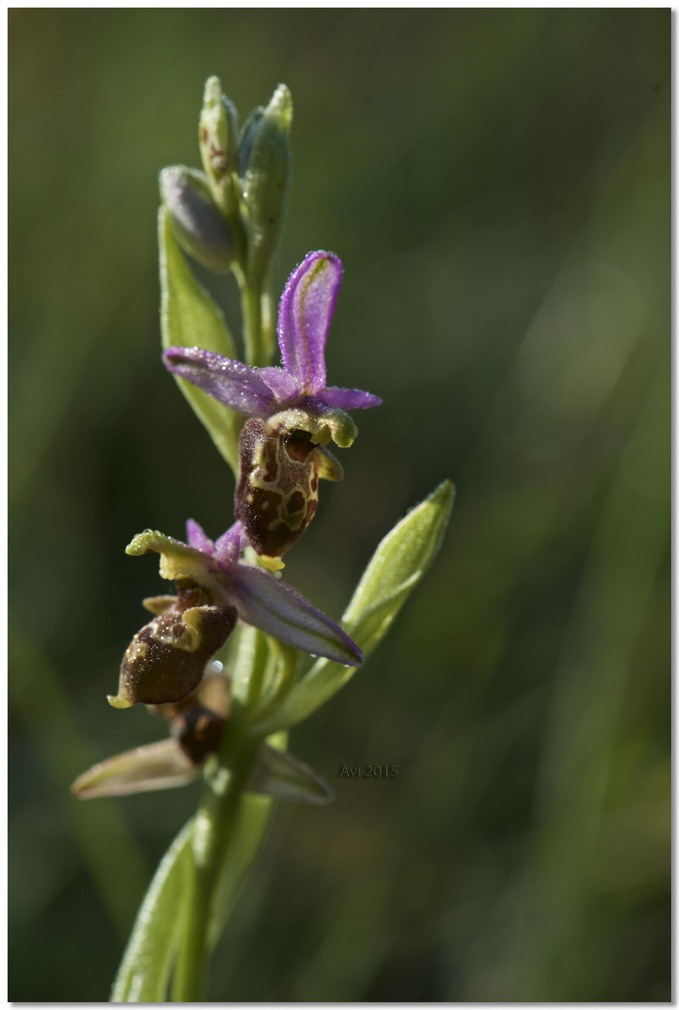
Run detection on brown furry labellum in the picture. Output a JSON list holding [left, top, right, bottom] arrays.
[[172, 702, 226, 765], [235, 417, 343, 560], [108, 585, 237, 709]]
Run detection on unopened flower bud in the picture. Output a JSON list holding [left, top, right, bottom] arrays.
[[160, 165, 235, 273], [199, 76, 239, 216], [237, 108, 264, 177], [238, 84, 292, 276], [108, 585, 237, 708]]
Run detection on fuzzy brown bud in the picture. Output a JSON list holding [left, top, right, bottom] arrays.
[[108, 586, 237, 708]]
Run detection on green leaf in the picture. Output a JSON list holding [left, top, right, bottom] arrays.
[[252, 480, 455, 733], [159, 206, 243, 474], [111, 819, 193, 1002]]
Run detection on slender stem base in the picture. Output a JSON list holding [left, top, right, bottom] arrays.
[[241, 274, 265, 367], [171, 721, 260, 1001]]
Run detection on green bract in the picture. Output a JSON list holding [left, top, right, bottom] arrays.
[[250, 479, 455, 734], [159, 208, 243, 473]]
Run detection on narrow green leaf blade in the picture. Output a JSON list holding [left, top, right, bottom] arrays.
[[111, 819, 193, 1002], [255, 479, 454, 732], [206, 793, 274, 948], [206, 731, 289, 948], [159, 206, 243, 473]]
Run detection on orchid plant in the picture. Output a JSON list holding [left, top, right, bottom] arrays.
[[71, 77, 453, 1002]]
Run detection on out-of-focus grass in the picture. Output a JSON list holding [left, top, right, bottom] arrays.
[[9, 9, 669, 1001]]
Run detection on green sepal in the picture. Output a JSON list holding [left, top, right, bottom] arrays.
[[247, 742, 334, 805], [250, 480, 455, 733], [71, 739, 199, 799], [111, 819, 193, 1002], [159, 206, 243, 475]]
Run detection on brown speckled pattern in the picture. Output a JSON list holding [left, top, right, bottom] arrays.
[[117, 587, 237, 706], [236, 417, 324, 558]]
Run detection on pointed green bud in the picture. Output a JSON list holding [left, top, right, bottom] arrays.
[[267, 406, 358, 450], [199, 76, 239, 216], [239, 84, 293, 276], [160, 165, 235, 273]]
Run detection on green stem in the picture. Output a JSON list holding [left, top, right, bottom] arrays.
[[261, 275, 276, 363], [238, 263, 276, 367], [247, 642, 300, 730], [241, 273, 265, 367], [171, 720, 261, 1001], [232, 625, 269, 710], [171, 623, 271, 1001]]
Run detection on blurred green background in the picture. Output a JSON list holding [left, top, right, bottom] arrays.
[[9, 9, 670, 1002]]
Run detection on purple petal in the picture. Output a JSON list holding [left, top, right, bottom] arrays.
[[277, 251, 343, 394], [225, 563, 363, 666], [186, 518, 215, 554], [163, 347, 278, 416], [317, 386, 383, 411], [257, 366, 301, 406], [214, 521, 245, 566]]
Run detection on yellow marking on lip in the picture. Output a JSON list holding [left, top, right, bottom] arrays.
[[107, 694, 133, 710], [259, 554, 285, 573]]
